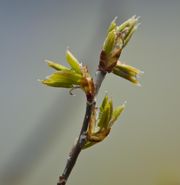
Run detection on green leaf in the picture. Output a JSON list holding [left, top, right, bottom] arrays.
[[108, 99, 113, 123], [97, 95, 108, 128], [103, 30, 116, 54], [107, 17, 117, 33], [112, 63, 142, 85], [113, 67, 137, 84], [66, 50, 82, 74], [117, 15, 139, 47], [41, 70, 82, 88], [101, 95, 109, 109], [45, 60, 69, 71], [98, 97, 113, 129], [118, 63, 141, 76], [117, 15, 138, 33], [97, 108, 108, 129], [123, 26, 137, 48], [109, 104, 125, 127], [60, 70, 82, 84], [103, 103, 111, 129], [41, 77, 73, 88]]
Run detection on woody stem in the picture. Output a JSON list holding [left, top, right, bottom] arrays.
[[57, 70, 106, 185]]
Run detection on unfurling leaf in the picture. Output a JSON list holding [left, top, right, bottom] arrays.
[[41, 70, 82, 88], [109, 104, 125, 127], [41, 50, 95, 98], [66, 50, 82, 74], [112, 61, 143, 85], [117, 15, 139, 47], [103, 30, 116, 55], [83, 95, 125, 149], [45, 60, 69, 71], [99, 16, 139, 73], [97, 95, 109, 128], [101, 95, 108, 110], [107, 17, 117, 33]]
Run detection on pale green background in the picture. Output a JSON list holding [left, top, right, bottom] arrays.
[[0, 0, 180, 185]]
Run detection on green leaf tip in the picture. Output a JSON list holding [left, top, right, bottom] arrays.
[[117, 15, 140, 48], [107, 17, 117, 33]]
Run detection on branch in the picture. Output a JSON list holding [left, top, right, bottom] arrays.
[[57, 70, 106, 185], [41, 16, 141, 185]]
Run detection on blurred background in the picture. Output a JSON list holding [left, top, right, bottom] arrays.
[[0, 0, 180, 185]]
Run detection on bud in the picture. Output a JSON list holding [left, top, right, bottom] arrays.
[[97, 96, 124, 131], [118, 15, 140, 47], [99, 16, 139, 73], [80, 66, 95, 101], [112, 61, 143, 85], [83, 95, 125, 149], [40, 50, 95, 99]]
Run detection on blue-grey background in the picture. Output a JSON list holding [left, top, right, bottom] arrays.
[[0, 0, 180, 185]]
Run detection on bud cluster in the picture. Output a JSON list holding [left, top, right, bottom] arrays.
[[83, 95, 125, 149], [41, 49, 95, 99], [99, 16, 142, 85]]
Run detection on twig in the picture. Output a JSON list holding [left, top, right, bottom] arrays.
[[41, 16, 141, 185], [57, 70, 106, 185]]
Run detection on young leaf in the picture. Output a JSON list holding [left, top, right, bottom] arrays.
[[41, 74, 73, 88], [108, 99, 113, 123], [112, 62, 142, 85], [98, 98, 112, 129], [45, 60, 69, 71], [103, 103, 112, 129], [118, 15, 138, 33], [41, 70, 82, 88], [107, 17, 117, 33], [66, 50, 82, 74], [109, 104, 125, 127], [98, 95, 109, 128], [103, 30, 116, 55], [101, 95, 109, 109], [97, 107, 108, 130], [117, 15, 139, 48]]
